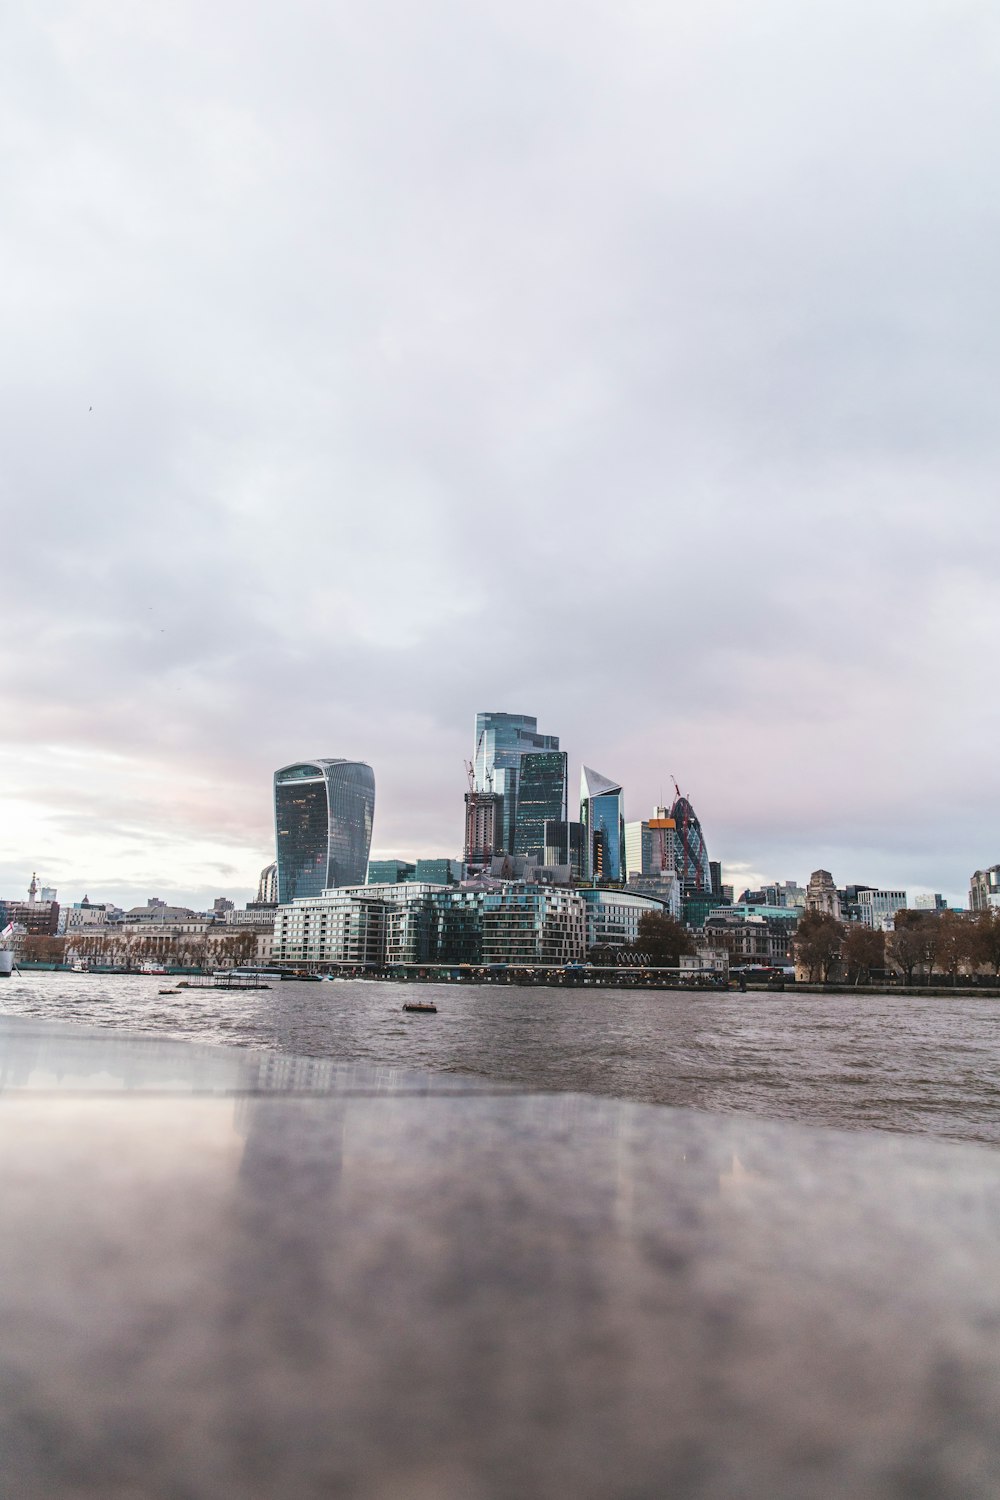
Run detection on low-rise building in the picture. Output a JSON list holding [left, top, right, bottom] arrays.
[[59, 897, 109, 936], [578, 887, 672, 954], [272, 881, 589, 970], [703, 911, 793, 967], [481, 885, 586, 966]]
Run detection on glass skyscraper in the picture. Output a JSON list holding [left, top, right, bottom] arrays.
[[472, 712, 560, 854], [580, 767, 625, 883], [274, 759, 376, 903], [512, 751, 568, 862], [669, 794, 712, 896]]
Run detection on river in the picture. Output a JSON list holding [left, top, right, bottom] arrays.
[[2, 970, 999, 1146]]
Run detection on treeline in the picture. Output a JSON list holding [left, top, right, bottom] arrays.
[[792, 908, 1000, 985]]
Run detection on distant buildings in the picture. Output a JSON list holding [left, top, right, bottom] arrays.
[[805, 870, 841, 919], [59, 896, 109, 936], [703, 909, 793, 967], [0, 874, 60, 936], [738, 881, 804, 910], [256, 862, 278, 905], [367, 858, 461, 886], [970, 867, 1000, 911], [670, 796, 712, 895], [271, 873, 682, 971], [368, 859, 416, 885], [273, 880, 591, 969], [273, 759, 375, 902], [580, 767, 625, 883], [463, 790, 502, 873], [473, 713, 560, 857], [624, 808, 680, 916], [856, 888, 907, 930], [625, 809, 676, 883], [513, 751, 568, 864], [543, 820, 587, 881]]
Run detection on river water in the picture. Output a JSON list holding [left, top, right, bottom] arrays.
[[3, 971, 999, 1146]]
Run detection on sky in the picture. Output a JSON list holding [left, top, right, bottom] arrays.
[[3, 0, 999, 910]]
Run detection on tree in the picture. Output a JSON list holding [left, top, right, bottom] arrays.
[[636, 912, 695, 966], [21, 934, 66, 965], [935, 910, 974, 985], [971, 909, 1000, 977], [841, 924, 884, 984], [887, 912, 928, 985], [792, 911, 843, 982]]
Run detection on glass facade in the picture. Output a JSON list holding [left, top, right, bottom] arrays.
[[415, 858, 461, 885], [625, 814, 677, 880], [580, 767, 625, 883], [274, 759, 375, 903], [513, 751, 568, 862], [473, 713, 560, 854], [670, 796, 712, 896], [274, 881, 587, 968], [367, 860, 415, 885], [543, 820, 586, 880]]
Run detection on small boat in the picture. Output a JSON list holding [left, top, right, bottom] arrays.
[[402, 1000, 438, 1014]]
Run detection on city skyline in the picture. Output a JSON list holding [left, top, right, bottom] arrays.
[[0, 709, 977, 912], [3, 4, 999, 910]]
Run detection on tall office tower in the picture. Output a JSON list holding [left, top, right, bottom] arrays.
[[543, 819, 586, 880], [625, 808, 677, 880], [669, 794, 712, 896], [472, 712, 560, 854], [513, 751, 568, 862], [580, 768, 625, 883], [256, 862, 278, 905], [274, 760, 376, 903]]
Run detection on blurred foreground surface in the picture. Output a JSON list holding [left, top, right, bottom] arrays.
[[2, 1014, 999, 1499]]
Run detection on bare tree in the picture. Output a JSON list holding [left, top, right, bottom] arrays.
[[971, 909, 1000, 978], [887, 913, 928, 985], [792, 911, 843, 983], [936, 910, 974, 985], [636, 912, 695, 965], [841, 924, 884, 984]]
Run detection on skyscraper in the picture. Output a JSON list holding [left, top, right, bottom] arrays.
[[513, 751, 568, 862], [472, 712, 560, 854], [580, 767, 625, 883], [625, 808, 677, 881], [274, 760, 376, 903], [670, 795, 712, 896]]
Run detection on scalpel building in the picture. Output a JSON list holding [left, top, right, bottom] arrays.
[[274, 759, 376, 903]]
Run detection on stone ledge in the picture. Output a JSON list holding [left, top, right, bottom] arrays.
[[1, 1016, 998, 1499]]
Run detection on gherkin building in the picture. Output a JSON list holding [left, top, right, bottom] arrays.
[[670, 795, 711, 895]]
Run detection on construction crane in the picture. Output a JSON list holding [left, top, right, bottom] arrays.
[[463, 733, 495, 870]]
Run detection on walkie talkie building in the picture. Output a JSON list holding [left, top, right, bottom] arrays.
[[274, 760, 375, 903]]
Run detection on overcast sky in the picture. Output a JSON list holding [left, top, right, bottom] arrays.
[[3, 0, 999, 910]]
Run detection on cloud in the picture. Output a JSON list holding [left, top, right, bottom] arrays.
[[3, 0, 999, 908]]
